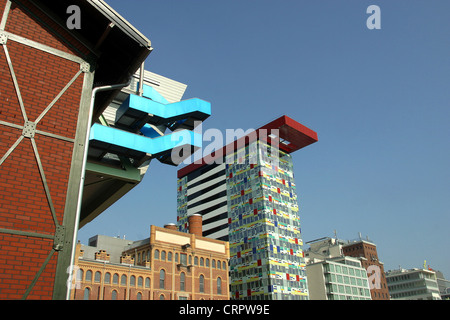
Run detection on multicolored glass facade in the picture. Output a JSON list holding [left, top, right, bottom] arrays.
[[177, 140, 308, 300], [225, 141, 308, 300]]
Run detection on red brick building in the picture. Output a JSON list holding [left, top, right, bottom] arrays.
[[342, 240, 390, 300], [0, 0, 151, 299], [71, 217, 230, 300]]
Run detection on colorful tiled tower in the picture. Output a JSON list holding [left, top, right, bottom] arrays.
[[176, 116, 318, 300]]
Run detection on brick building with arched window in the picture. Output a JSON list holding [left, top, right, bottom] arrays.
[[70, 217, 230, 300]]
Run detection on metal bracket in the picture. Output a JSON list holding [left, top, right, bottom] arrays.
[[22, 121, 36, 138], [80, 62, 90, 73], [0, 33, 7, 45], [53, 225, 66, 251]]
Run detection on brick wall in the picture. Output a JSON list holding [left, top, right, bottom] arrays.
[[343, 242, 391, 300], [0, 0, 90, 299]]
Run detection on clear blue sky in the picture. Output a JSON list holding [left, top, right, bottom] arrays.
[[77, 0, 450, 278]]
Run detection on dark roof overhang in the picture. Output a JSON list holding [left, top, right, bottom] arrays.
[[28, 0, 153, 120]]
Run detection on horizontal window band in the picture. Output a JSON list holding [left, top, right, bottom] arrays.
[[187, 190, 227, 210], [202, 211, 228, 226], [188, 169, 226, 189], [186, 162, 223, 183], [188, 200, 228, 217], [187, 179, 226, 202], [203, 223, 229, 237]]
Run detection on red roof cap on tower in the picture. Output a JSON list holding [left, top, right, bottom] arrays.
[[177, 115, 318, 178]]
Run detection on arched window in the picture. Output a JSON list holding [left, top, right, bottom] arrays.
[[159, 294, 165, 300], [161, 250, 166, 261], [138, 276, 143, 287], [120, 274, 127, 286], [137, 292, 142, 300], [180, 272, 185, 291], [154, 249, 160, 260], [111, 290, 117, 300], [206, 258, 209, 267], [160, 269, 165, 289], [104, 272, 111, 284], [113, 273, 119, 284], [168, 251, 172, 261], [212, 260, 216, 268], [77, 268, 83, 283], [200, 257, 204, 266], [223, 261, 227, 270], [83, 287, 90, 300], [194, 256, 199, 265], [217, 260, 221, 270], [199, 275, 205, 293], [94, 271, 101, 283], [85, 270, 92, 282], [217, 277, 222, 295], [130, 275, 136, 287], [145, 277, 150, 288]]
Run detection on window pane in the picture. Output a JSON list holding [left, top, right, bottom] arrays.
[[77, 269, 83, 282], [217, 277, 222, 295], [180, 272, 185, 291], [160, 270, 165, 289], [200, 275, 204, 293], [94, 271, 101, 283], [180, 254, 187, 265], [83, 288, 90, 300]]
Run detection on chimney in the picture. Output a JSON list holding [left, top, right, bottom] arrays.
[[120, 254, 134, 266], [164, 223, 177, 231], [188, 214, 202, 237], [95, 250, 110, 262]]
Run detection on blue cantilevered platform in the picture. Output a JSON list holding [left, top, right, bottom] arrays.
[[115, 84, 211, 133], [88, 83, 210, 167], [88, 123, 201, 166]]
